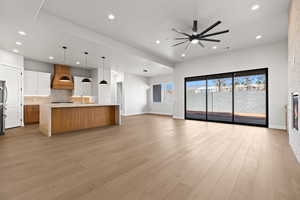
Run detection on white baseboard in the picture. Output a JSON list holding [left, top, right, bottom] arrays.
[[269, 124, 286, 130], [122, 112, 148, 116], [148, 112, 172, 116], [173, 115, 184, 120]]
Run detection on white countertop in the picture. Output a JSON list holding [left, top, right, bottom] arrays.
[[44, 103, 119, 108]]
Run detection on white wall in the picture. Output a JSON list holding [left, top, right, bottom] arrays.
[[123, 73, 149, 115], [288, 0, 300, 163], [24, 58, 92, 77], [98, 67, 112, 104], [0, 49, 23, 69], [174, 41, 288, 130], [91, 68, 99, 103], [148, 74, 174, 115]]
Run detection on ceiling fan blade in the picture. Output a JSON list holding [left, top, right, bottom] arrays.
[[172, 40, 188, 47], [185, 42, 191, 50], [172, 28, 191, 37], [198, 21, 222, 36], [174, 37, 189, 40], [200, 30, 230, 38], [182, 42, 192, 58], [199, 38, 221, 42], [192, 20, 198, 33], [198, 41, 205, 48]]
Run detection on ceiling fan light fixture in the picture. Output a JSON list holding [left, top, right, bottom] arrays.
[[171, 20, 229, 50], [191, 39, 199, 44]]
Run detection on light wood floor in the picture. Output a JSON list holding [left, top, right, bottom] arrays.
[[0, 115, 299, 200]]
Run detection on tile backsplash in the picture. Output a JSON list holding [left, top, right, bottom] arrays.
[[24, 90, 94, 105], [24, 96, 51, 104], [51, 89, 72, 102]]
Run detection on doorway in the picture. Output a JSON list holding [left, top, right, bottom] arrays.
[[116, 82, 124, 115]]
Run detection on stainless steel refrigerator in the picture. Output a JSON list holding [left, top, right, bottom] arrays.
[[0, 80, 7, 135]]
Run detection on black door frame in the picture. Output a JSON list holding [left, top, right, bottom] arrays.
[[184, 68, 269, 128]]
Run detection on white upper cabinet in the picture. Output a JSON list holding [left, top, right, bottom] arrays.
[[37, 72, 51, 96], [24, 70, 38, 96], [24, 70, 51, 96], [73, 76, 92, 96]]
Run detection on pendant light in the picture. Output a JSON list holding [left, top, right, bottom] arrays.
[[60, 46, 71, 82], [99, 56, 108, 85], [81, 51, 91, 83]]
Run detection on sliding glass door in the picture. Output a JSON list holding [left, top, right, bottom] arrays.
[[186, 78, 206, 120], [185, 68, 268, 127], [233, 69, 267, 126], [207, 74, 233, 122]]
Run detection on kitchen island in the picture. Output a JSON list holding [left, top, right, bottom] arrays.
[[39, 104, 121, 136]]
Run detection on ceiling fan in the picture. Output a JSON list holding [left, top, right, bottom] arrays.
[[171, 20, 229, 50]]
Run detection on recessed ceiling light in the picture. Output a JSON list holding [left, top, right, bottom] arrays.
[[48, 56, 54, 60], [13, 49, 19, 53], [251, 4, 260, 11], [181, 53, 186, 57], [256, 35, 262, 40], [16, 41, 22, 46], [18, 31, 26, 36], [108, 14, 115, 20], [212, 46, 218, 49], [156, 40, 160, 44], [76, 61, 80, 65]]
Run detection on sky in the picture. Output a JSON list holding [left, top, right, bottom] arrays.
[[186, 75, 265, 88]]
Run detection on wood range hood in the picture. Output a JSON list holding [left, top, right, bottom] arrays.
[[51, 64, 74, 90]]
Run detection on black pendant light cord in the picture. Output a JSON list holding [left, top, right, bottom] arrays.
[[60, 46, 71, 81], [82, 52, 91, 83], [62, 46, 67, 64], [99, 56, 108, 85], [102, 56, 105, 80]]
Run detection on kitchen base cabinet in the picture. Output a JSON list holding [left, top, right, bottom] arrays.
[[24, 105, 39, 124], [39, 104, 121, 136]]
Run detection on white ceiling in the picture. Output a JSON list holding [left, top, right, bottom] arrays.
[[0, 0, 289, 76], [43, 0, 289, 61]]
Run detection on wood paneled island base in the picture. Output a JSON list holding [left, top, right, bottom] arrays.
[[39, 104, 120, 136]]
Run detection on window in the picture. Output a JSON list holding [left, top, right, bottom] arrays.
[[164, 82, 174, 102], [153, 84, 162, 103]]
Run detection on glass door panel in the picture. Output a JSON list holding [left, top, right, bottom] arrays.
[[186, 79, 206, 120], [234, 69, 267, 126], [207, 74, 233, 122]]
